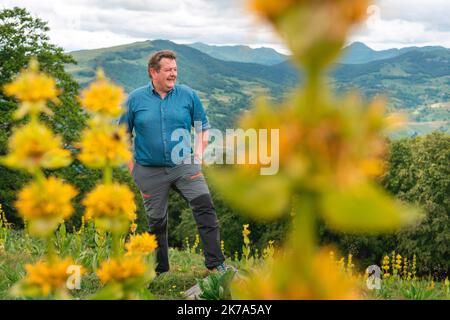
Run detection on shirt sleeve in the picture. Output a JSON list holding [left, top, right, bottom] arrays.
[[118, 95, 135, 138], [191, 91, 211, 133]]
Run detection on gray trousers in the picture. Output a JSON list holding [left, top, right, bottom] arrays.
[[132, 159, 225, 272]]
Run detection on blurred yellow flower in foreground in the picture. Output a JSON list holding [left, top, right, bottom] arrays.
[[125, 232, 158, 256], [232, 248, 359, 299], [238, 94, 392, 187], [249, 0, 371, 67], [208, 92, 417, 231], [83, 183, 136, 233], [77, 124, 132, 168], [250, 0, 369, 23], [1, 122, 72, 172], [79, 69, 126, 118], [97, 255, 150, 284], [16, 258, 78, 297], [3, 58, 59, 104], [15, 177, 77, 237]]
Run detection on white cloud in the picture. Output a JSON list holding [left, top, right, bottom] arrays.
[[1, 0, 449, 53], [350, 0, 450, 49]]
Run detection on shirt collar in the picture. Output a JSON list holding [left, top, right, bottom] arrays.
[[148, 81, 175, 98]]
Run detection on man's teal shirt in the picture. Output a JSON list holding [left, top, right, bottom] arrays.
[[118, 82, 210, 167]]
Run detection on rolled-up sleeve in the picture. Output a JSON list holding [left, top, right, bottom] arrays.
[[191, 91, 211, 133]]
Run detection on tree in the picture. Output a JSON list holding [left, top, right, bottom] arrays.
[[386, 132, 450, 277], [0, 7, 87, 226], [0, 7, 86, 139], [0, 7, 150, 231], [319, 133, 450, 276]]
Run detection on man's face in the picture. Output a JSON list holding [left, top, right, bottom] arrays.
[[150, 58, 177, 92]]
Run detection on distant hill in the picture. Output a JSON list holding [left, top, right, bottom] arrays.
[[188, 41, 447, 66], [67, 40, 449, 137], [331, 48, 450, 110], [68, 39, 298, 94], [187, 42, 288, 65], [341, 41, 447, 64]]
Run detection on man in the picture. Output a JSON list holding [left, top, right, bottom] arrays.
[[119, 50, 226, 275]]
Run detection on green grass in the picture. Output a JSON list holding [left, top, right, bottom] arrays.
[[1, 225, 448, 300], [0, 224, 212, 300], [362, 277, 449, 300]]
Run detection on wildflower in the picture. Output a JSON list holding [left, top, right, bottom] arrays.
[[242, 224, 251, 238], [184, 237, 190, 251], [347, 254, 354, 274], [1, 122, 72, 172], [403, 257, 408, 279], [191, 234, 200, 254], [83, 184, 136, 219], [391, 251, 396, 274], [263, 240, 275, 260], [242, 224, 251, 248], [382, 255, 390, 270], [412, 254, 417, 279], [0, 204, 12, 230], [125, 233, 157, 256], [96, 255, 150, 284], [77, 124, 132, 168], [79, 69, 126, 118], [382, 255, 390, 278], [130, 222, 137, 234], [3, 58, 58, 104], [18, 258, 78, 297], [15, 177, 77, 237], [395, 254, 402, 271]]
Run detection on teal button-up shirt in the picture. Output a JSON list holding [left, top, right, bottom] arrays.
[[118, 82, 210, 167]]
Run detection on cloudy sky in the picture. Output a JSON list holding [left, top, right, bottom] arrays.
[[1, 0, 449, 53]]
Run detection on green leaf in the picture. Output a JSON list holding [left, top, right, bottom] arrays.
[[320, 182, 423, 233], [89, 282, 124, 300], [206, 166, 291, 220]]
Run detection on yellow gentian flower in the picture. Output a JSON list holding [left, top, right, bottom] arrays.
[[79, 69, 126, 118], [77, 124, 132, 168], [125, 232, 158, 256], [19, 258, 78, 297], [3, 58, 59, 104], [1, 122, 72, 172], [15, 177, 77, 236], [96, 255, 149, 284], [83, 183, 136, 233]]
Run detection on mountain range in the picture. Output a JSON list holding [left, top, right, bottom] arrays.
[[66, 40, 450, 137]]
